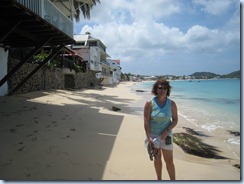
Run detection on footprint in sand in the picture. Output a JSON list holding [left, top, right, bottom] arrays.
[[51, 121, 58, 127], [31, 107, 37, 111], [16, 124, 24, 127], [70, 128, 76, 132], [25, 174, 31, 177], [45, 164, 51, 168], [9, 128, 16, 133], [62, 135, 70, 139], [1, 159, 13, 167], [26, 134, 34, 137], [32, 137, 37, 141], [18, 146, 25, 152], [62, 115, 69, 120], [70, 161, 79, 165]]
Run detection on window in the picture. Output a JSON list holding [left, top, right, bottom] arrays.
[[74, 42, 85, 46], [89, 41, 97, 46]]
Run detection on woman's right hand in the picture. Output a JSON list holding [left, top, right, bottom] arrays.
[[148, 137, 153, 145]]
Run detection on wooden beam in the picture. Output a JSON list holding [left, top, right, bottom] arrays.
[[13, 27, 40, 42], [0, 38, 52, 88], [0, 21, 21, 42], [8, 44, 65, 95]]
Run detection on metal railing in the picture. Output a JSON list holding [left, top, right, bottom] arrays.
[[100, 59, 110, 66], [16, 0, 73, 38]]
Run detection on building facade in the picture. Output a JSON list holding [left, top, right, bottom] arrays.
[[107, 59, 121, 84], [72, 33, 114, 85]]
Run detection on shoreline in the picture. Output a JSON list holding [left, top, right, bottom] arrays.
[[131, 81, 240, 159], [0, 82, 240, 180]]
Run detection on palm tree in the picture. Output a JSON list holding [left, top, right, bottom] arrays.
[[73, 0, 101, 21]]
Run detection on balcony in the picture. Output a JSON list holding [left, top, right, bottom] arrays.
[[0, 0, 75, 47], [101, 59, 110, 67], [17, 0, 73, 38]]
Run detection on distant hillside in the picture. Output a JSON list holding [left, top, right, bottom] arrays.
[[190, 72, 219, 79], [190, 70, 240, 79], [220, 70, 240, 79]]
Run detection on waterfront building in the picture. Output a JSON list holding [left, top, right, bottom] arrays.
[[72, 33, 114, 85]]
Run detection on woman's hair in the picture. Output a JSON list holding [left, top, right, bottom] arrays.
[[151, 79, 172, 96]]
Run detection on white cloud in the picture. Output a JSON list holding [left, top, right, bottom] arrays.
[[75, 0, 240, 75], [81, 20, 238, 61]]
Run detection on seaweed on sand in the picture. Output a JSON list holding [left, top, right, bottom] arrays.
[[182, 127, 209, 137], [173, 133, 227, 159]]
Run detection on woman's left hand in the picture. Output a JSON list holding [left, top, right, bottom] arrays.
[[161, 129, 168, 140]]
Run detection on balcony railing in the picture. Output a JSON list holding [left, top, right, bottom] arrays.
[[101, 60, 110, 66], [16, 0, 73, 38]]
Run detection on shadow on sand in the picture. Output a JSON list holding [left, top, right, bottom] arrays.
[[0, 89, 135, 180]]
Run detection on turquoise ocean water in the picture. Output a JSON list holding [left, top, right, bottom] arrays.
[[133, 79, 240, 145]]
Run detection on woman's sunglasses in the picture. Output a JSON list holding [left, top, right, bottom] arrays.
[[158, 86, 168, 90]]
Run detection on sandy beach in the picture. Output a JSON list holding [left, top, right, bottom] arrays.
[[0, 82, 240, 181]]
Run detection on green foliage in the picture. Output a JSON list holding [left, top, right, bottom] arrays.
[[33, 51, 49, 63], [47, 59, 60, 68], [220, 70, 240, 79], [190, 72, 219, 79], [121, 73, 130, 81], [189, 70, 240, 79], [73, 63, 83, 72], [33, 51, 60, 69]]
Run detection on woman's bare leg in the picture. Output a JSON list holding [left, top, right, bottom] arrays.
[[154, 149, 162, 180], [162, 149, 175, 180]]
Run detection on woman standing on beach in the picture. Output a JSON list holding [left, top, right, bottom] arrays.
[[144, 79, 178, 180]]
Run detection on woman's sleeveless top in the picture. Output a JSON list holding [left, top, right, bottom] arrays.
[[149, 97, 172, 136]]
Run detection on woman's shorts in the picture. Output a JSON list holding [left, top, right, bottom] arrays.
[[144, 134, 173, 150]]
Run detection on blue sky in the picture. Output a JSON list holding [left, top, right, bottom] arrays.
[[73, 0, 240, 76]]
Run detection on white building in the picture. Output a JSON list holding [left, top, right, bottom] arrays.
[[72, 34, 110, 71], [72, 33, 117, 85], [107, 59, 121, 84]]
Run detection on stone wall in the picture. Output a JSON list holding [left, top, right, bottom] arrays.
[[8, 58, 99, 94]]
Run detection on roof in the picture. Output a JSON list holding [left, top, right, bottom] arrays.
[[74, 34, 107, 48]]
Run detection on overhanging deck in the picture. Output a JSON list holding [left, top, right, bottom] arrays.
[[0, 0, 75, 48]]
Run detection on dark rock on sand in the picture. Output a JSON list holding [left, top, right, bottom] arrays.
[[135, 90, 146, 92], [233, 164, 240, 169], [112, 106, 121, 111], [228, 130, 240, 136], [173, 133, 227, 159]]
